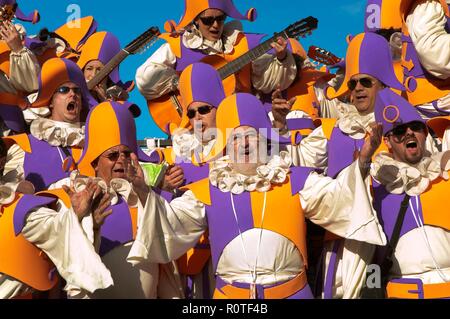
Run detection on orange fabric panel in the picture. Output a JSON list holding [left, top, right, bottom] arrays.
[[0, 41, 11, 76], [421, 177, 450, 231], [181, 178, 212, 206], [250, 180, 308, 268], [158, 33, 182, 58], [0, 194, 57, 291], [177, 232, 211, 275], [129, 207, 138, 240], [37, 189, 73, 209], [77, 32, 107, 70], [387, 280, 450, 299], [319, 118, 337, 140], [3, 134, 32, 153]]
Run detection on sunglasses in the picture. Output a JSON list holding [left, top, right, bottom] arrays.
[[199, 14, 226, 26], [386, 121, 427, 142], [56, 86, 82, 95], [102, 150, 132, 162], [187, 105, 213, 119], [347, 77, 376, 91]]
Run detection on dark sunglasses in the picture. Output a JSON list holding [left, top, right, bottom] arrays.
[[56, 86, 82, 95], [102, 150, 132, 162], [347, 77, 376, 91], [199, 14, 226, 26], [187, 105, 213, 119], [387, 121, 427, 141]]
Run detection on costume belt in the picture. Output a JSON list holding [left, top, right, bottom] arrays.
[[387, 278, 450, 299]]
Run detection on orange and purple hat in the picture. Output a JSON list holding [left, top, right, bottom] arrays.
[[326, 32, 404, 100], [77, 101, 162, 177], [364, 0, 402, 32], [32, 58, 97, 109], [374, 88, 424, 136], [177, 62, 225, 130], [165, 0, 256, 32], [1, 0, 39, 24], [54, 16, 98, 52], [427, 116, 450, 139], [206, 93, 295, 161], [77, 32, 134, 92]]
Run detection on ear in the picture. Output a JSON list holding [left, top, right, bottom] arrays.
[[383, 136, 392, 150]]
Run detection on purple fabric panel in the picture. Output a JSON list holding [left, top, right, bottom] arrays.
[[24, 135, 71, 192], [77, 20, 98, 49], [323, 240, 341, 299], [176, 41, 208, 72], [0, 104, 26, 133], [327, 128, 364, 178], [372, 181, 421, 243], [14, 194, 56, 235], [402, 34, 426, 79], [0, 0, 15, 5], [446, 6, 450, 31], [179, 160, 210, 185], [359, 33, 404, 91], [190, 63, 225, 108], [99, 197, 134, 256], [374, 88, 424, 135], [98, 33, 121, 84], [289, 166, 314, 195], [14, 7, 36, 23], [286, 118, 316, 131], [25, 37, 46, 51], [206, 186, 254, 271], [364, 0, 383, 32]]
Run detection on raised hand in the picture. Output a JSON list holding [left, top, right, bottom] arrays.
[[359, 122, 383, 175], [159, 165, 185, 192], [0, 20, 24, 52], [62, 179, 102, 222], [125, 153, 150, 205], [91, 191, 113, 231], [271, 87, 296, 132], [271, 36, 289, 61]]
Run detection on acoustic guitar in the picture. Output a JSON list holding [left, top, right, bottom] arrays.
[[307, 45, 342, 66], [87, 26, 160, 90], [148, 16, 319, 134]]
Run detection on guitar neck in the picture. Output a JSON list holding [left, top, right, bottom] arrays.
[[218, 32, 288, 80], [87, 49, 129, 90]]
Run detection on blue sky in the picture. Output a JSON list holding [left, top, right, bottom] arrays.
[[19, 0, 365, 139]]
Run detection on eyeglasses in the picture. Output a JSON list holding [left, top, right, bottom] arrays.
[[199, 14, 226, 26], [386, 121, 427, 142], [102, 150, 132, 162], [347, 77, 377, 91], [56, 86, 82, 95], [186, 105, 213, 119]]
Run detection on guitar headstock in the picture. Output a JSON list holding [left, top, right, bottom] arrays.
[[125, 26, 161, 55], [283, 16, 318, 39], [307, 45, 342, 66]]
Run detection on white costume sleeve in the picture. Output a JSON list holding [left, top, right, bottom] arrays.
[[314, 80, 351, 119], [9, 46, 40, 93], [0, 274, 33, 299], [288, 126, 329, 168], [135, 43, 179, 100], [300, 160, 386, 245], [252, 52, 297, 93], [406, 0, 450, 79], [127, 189, 207, 266], [21, 203, 113, 296]]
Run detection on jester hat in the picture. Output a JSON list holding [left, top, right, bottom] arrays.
[[54, 16, 98, 52], [207, 93, 294, 161], [165, 0, 256, 32], [374, 88, 424, 136], [178, 62, 225, 130], [77, 32, 134, 91], [0, 0, 39, 24], [32, 58, 97, 109], [326, 32, 404, 100], [77, 101, 161, 177], [364, 0, 402, 32]]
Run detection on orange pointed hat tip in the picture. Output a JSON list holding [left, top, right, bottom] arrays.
[[164, 20, 177, 33], [175, 0, 257, 31], [55, 16, 98, 52]]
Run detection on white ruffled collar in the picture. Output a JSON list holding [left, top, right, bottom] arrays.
[[30, 117, 85, 148], [370, 151, 450, 196], [70, 171, 138, 207], [0, 169, 29, 205], [337, 105, 375, 139], [182, 20, 243, 54], [172, 131, 215, 162], [209, 151, 292, 194]]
